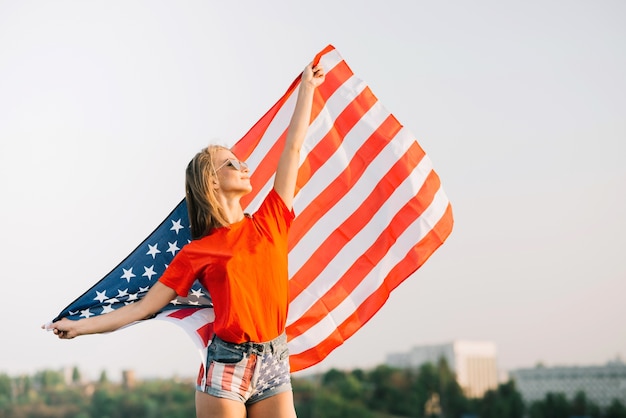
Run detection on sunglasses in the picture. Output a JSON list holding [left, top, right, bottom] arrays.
[[215, 158, 249, 172]]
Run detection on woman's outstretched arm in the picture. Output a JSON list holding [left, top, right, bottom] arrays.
[[274, 62, 325, 210], [44, 282, 177, 339]]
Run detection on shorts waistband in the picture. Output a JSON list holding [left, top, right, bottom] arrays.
[[212, 333, 287, 356]]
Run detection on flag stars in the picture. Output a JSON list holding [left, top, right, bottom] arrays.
[[80, 308, 94, 319], [117, 289, 129, 298], [190, 288, 204, 298], [101, 305, 115, 314], [143, 265, 157, 280], [121, 267, 136, 283], [94, 290, 108, 303], [167, 241, 180, 256], [170, 219, 184, 234], [146, 243, 161, 259]]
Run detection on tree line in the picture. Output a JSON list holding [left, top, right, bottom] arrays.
[[1, 360, 626, 417]]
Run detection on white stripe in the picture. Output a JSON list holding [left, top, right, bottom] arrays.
[[245, 46, 344, 166], [288, 186, 450, 355], [210, 362, 226, 390], [300, 74, 369, 159], [246, 74, 368, 212], [294, 100, 390, 213], [317, 48, 343, 74], [228, 355, 250, 395], [289, 127, 417, 278], [246, 92, 294, 166], [287, 144, 434, 324], [155, 308, 214, 363]]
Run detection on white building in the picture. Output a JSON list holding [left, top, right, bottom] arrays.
[[509, 358, 626, 408], [386, 340, 499, 398]]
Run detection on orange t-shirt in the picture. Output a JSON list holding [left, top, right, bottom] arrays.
[[159, 189, 294, 344]]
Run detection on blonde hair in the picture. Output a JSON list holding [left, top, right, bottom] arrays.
[[185, 145, 230, 239]]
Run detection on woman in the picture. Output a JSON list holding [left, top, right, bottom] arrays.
[[47, 62, 325, 418]]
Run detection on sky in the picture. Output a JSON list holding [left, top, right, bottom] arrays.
[[1, 1, 625, 382]]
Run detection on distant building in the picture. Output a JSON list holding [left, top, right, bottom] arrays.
[[509, 358, 626, 408], [122, 369, 136, 389], [386, 340, 499, 398]]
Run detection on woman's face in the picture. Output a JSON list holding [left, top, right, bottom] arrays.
[[213, 148, 252, 196]]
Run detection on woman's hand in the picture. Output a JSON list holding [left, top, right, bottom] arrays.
[[44, 318, 81, 339], [302, 62, 325, 89], [41, 282, 177, 339]]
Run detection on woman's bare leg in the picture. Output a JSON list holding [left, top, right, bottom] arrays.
[[195, 391, 246, 418], [247, 391, 297, 418]]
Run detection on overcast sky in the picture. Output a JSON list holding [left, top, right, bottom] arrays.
[[1, 1, 625, 381]]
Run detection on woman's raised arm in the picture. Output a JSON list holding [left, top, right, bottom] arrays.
[[274, 62, 325, 209]]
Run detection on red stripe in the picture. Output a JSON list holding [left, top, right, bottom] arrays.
[[238, 59, 354, 209], [287, 168, 440, 337], [289, 114, 402, 250], [220, 364, 234, 392], [239, 355, 255, 398], [166, 308, 197, 320], [196, 322, 214, 348], [294, 86, 378, 196], [233, 44, 337, 164], [196, 363, 205, 387], [289, 139, 426, 301], [313, 44, 336, 66], [289, 204, 454, 372], [233, 77, 299, 162], [207, 361, 215, 388]]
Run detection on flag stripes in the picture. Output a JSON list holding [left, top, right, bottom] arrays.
[[51, 44, 452, 375], [232, 45, 453, 371], [155, 307, 214, 362]]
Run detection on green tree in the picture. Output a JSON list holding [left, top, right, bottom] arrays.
[[570, 390, 600, 417], [479, 381, 524, 418], [606, 399, 626, 418], [98, 370, 109, 385], [15, 374, 34, 403], [412, 358, 468, 418], [309, 391, 375, 418], [34, 369, 65, 390], [0, 373, 12, 399], [90, 387, 117, 418], [366, 365, 417, 415], [321, 368, 365, 400], [0, 373, 12, 416], [72, 366, 81, 384], [529, 392, 570, 418], [435, 357, 467, 417]]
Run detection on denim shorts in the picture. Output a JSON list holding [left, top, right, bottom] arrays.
[[197, 332, 292, 404]]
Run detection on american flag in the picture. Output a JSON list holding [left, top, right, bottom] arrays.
[[50, 45, 453, 373]]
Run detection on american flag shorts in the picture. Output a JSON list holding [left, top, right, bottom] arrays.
[[197, 333, 292, 404]]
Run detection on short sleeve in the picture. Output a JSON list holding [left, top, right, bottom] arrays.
[[254, 188, 295, 235], [158, 250, 196, 297]]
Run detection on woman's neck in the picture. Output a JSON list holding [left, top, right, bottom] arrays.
[[218, 195, 245, 225]]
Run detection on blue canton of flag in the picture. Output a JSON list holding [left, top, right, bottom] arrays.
[[52, 200, 212, 323]]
